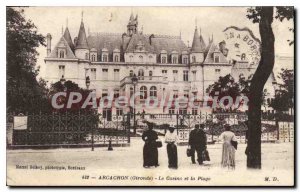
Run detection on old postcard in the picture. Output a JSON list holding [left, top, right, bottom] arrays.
[[6, 6, 294, 186]]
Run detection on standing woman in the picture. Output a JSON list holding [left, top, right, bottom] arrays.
[[142, 123, 159, 168], [165, 126, 179, 169], [219, 124, 237, 169]]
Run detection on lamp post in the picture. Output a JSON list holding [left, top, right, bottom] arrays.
[[85, 76, 94, 151], [131, 74, 138, 134]]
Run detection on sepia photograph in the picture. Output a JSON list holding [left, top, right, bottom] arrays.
[[6, 6, 295, 186]]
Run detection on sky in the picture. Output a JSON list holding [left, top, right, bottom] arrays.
[[22, 7, 294, 79]]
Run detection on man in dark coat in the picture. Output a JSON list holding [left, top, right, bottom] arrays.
[[142, 123, 159, 168], [188, 124, 207, 165]]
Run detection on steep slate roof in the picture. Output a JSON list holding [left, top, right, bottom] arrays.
[[203, 42, 228, 64], [191, 27, 205, 52], [48, 36, 76, 59], [75, 21, 89, 49], [125, 33, 154, 53], [63, 27, 75, 51], [87, 33, 123, 56], [150, 35, 188, 55]]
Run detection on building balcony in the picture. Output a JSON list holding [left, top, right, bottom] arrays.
[[120, 76, 168, 87]]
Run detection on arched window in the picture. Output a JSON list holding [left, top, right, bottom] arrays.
[[140, 86, 147, 100], [139, 55, 143, 62], [129, 70, 134, 77], [192, 56, 196, 63], [129, 55, 133, 62], [85, 53, 89, 60], [149, 71, 153, 76], [114, 55, 119, 62], [162, 56, 166, 64], [150, 86, 157, 97], [138, 69, 144, 80], [59, 50, 65, 58]]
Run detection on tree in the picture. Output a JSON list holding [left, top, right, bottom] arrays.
[[269, 68, 294, 113], [7, 7, 47, 113], [246, 6, 294, 169]]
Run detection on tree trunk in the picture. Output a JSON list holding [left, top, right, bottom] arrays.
[[247, 7, 275, 169]]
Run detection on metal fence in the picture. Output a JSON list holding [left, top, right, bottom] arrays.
[[8, 112, 130, 148]]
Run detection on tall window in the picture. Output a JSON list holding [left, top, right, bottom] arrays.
[[162, 70, 167, 76], [129, 70, 134, 77], [140, 86, 147, 100], [91, 68, 96, 80], [59, 50, 65, 58], [138, 69, 144, 80], [183, 70, 189, 81], [59, 65, 65, 77], [149, 71, 153, 80], [114, 55, 119, 62], [85, 53, 89, 60], [102, 68, 108, 80], [114, 69, 120, 81], [192, 56, 196, 63], [162, 56, 167, 63], [179, 108, 187, 115], [173, 70, 178, 81], [192, 71, 197, 81], [150, 86, 157, 97]]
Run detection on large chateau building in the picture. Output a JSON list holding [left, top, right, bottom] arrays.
[[44, 12, 276, 116]]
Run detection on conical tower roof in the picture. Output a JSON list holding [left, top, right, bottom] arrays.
[[191, 27, 204, 52], [75, 21, 89, 49], [63, 27, 75, 51]]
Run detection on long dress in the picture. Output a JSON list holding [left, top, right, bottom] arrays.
[[142, 129, 159, 167], [219, 131, 237, 168], [165, 130, 179, 168]]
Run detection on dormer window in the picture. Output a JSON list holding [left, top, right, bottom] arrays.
[[85, 53, 89, 60], [160, 50, 167, 64], [113, 48, 120, 62], [59, 50, 65, 58], [102, 48, 109, 62], [90, 48, 97, 62], [114, 55, 119, 62], [129, 55, 133, 62], [172, 56, 178, 64], [102, 55, 108, 62], [182, 51, 188, 64], [214, 55, 220, 63]]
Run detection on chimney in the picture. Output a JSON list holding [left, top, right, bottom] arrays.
[[46, 33, 52, 56]]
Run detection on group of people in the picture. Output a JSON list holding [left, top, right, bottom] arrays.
[[142, 123, 237, 169]]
